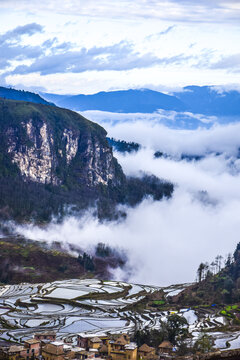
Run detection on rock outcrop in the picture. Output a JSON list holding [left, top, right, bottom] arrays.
[[0, 98, 173, 222], [1, 98, 124, 188]]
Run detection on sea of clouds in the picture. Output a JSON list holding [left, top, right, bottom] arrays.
[[16, 111, 240, 286]]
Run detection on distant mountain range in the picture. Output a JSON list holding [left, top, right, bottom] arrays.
[[42, 89, 185, 113], [40, 86, 240, 117], [0, 86, 54, 106], [2, 85, 240, 117]]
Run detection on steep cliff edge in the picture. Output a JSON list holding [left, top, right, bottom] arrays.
[[0, 98, 124, 187], [0, 98, 172, 222]]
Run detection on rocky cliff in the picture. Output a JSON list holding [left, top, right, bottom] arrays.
[[0, 98, 173, 222], [1, 98, 124, 188]]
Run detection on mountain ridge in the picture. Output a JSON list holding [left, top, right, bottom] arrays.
[[41, 86, 240, 117], [0, 86, 54, 106], [43, 88, 186, 113]]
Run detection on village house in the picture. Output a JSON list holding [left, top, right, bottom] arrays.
[[138, 343, 157, 360], [98, 343, 108, 358], [108, 334, 137, 360], [158, 341, 173, 358], [34, 331, 57, 342], [4, 332, 240, 360], [24, 339, 41, 359], [4, 339, 41, 360], [77, 334, 109, 350], [88, 337, 102, 350], [6, 345, 26, 360], [41, 341, 65, 360], [74, 349, 96, 360], [124, 343, 138, 360]]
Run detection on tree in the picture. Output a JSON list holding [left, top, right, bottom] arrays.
[[132, 327, 167, 348], [132, 314, 189, 348], [225, 253, 233, 268], [193, 333, 214, 354], [222, 276, 234, 303], [95, 243, 112, 258], [77, 252, 95, 272], [215, 255, 223, 272], [166, 314, 189, 345], [197, 263, 206, 282], [210, 261, 217, 275]]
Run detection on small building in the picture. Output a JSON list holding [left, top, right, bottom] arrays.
[[88, 337, 102, 350], [158, 341, 173, 355], [138, 344, 156, 360], [67, 347, 86, 360], [8, 345, 26, 360], [24, 339, 41, 359], [125, 343, 138, 360], [98, 344, 108, 358], [76, 349, 97, 360], [42, 342, 65, 360], [77, 334, 108, 350], [34, 331, 56, 342], [109, 334, 130, 351], [109, 335, 137, 360], [77, 335, 89, 349]]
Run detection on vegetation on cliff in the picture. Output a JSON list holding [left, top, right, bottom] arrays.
[[0, 98, 173, 222]]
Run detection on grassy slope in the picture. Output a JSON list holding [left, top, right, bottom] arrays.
[[0, 237, 123, 284]]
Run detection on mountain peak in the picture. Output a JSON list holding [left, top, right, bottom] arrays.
[[0, 86, 54, 106]]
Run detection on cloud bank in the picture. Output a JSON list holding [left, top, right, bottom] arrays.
[[16, 115, 240, 286], [1, 0, 240, 23], [17, 191, 240, 286], [84, 110, 240, 155]]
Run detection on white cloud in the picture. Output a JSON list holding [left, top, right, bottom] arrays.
[[1, 0, 240, 23], [117, 149, 240, 202], [84, 111, 240, 155], [1, 1, 240, 93], [15, 118, 240, 286], [17, 188, 240, 286]]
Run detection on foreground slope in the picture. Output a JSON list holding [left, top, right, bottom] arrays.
[[0, 236, 125, 284]]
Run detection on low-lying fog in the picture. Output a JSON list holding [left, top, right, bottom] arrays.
[[16, 111, 240, 286]]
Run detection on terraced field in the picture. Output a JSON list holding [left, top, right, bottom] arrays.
[[0, 279, 239, 350], [0, 279, 158, 343]]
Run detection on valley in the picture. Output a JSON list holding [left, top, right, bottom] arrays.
[[0, 277, 240, 353]]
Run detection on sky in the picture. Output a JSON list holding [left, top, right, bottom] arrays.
[[1, 0, 240, 93]]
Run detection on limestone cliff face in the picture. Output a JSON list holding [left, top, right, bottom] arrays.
[[80, 134, 116, 186], [7, 119, 59, 185], [1, 99, 124, 188], [62, 129, 78, 165]]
